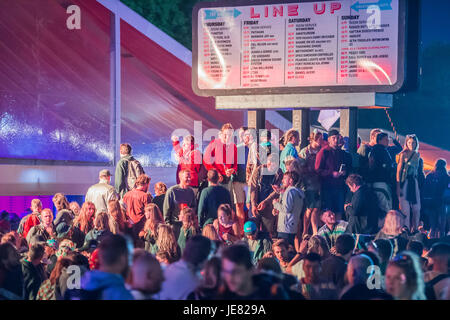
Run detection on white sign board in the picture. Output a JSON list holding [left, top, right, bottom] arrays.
[[192, 0, 406, 96]]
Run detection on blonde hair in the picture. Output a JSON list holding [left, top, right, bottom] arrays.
[[307, 235, 329, 257], [284, 157, 303, 174], [180, 207, 198, 234], [30, 199, 42, 212], [370, 129, 382, 142], [156, 224, 179, 263], [52, 193, 70, 211], [202, 224, 219, 241], [308, 130, 323, 143], [382, 210, 404, 236], [108, 200, 126, 235], [221, 123, 234, 132], [143, 204, 164, 236], [284, 129, 299, 145]]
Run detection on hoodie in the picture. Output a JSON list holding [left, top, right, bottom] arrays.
[[81, 270, 133, 300], [273, 186, 304, 234]]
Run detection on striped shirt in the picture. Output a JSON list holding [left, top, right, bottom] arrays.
[[317, 221, 349, 249]]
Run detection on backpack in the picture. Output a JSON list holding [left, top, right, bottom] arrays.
[[127, 158, 145, 190]]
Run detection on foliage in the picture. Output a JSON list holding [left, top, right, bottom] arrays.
[[120, 0, 214, 50]]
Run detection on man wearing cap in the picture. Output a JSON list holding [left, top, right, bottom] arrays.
[[424, 242, 450, 300], [85, 169, 119, 216], [315, 129, 352, 220], [242, 220, 272, 266]]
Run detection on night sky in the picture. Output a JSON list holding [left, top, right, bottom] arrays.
[[421, 0, 450, 46]]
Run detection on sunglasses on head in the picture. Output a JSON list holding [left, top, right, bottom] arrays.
[[392, 254, 413, 263]]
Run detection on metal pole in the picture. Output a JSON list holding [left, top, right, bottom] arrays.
[[247, 110, 265, 143], [340, 108, 358, 154], [293, 109, 310, 150], [110, 10, 121, 166]]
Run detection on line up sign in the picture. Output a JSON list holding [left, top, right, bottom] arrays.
[[192, 0, 406, 97]]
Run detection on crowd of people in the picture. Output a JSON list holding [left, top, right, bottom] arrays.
[[0, 123, 449, 300]]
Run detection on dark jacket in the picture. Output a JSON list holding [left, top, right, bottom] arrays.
[[357, 143, 373, 179], [341, 283, 393, 300], [345, 184, 380, 234], [197, 185, 232, 227], [422, 170, 450, 206], [79, 229, 112, 251], [152, 194, 166, 214], [374, 231, 409, 256], [315, 146, 352, 189], [22, 260, 46, 300], [0, 265, 24, 299], [216, 273, 290, 300], [320, 254, 347, 291], [368, 144, 395, 184]]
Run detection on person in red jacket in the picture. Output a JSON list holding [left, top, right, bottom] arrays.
[[171, 134, 204, 193], [203, 123, 238, 189]]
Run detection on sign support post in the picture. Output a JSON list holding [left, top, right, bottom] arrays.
[[293, 109, 310, 150], [247, 110, 265, 142], [340, 107, 358, 154]]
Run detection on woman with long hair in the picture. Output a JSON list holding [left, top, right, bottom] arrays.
[[396, 134, 425, 232], [140, 204, 164, 254], [37, 257, 74, 300], [155, 224, 181, 264], [69, 202, 81, 217], [79, 211, 112, 251], [385, 251, 426, 300], [375, 210, 409, 256], [107, 200, 127, 235], [177, 208, 199, 252], [213, 204, 240, 245], [73, 202, 96, 235]]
